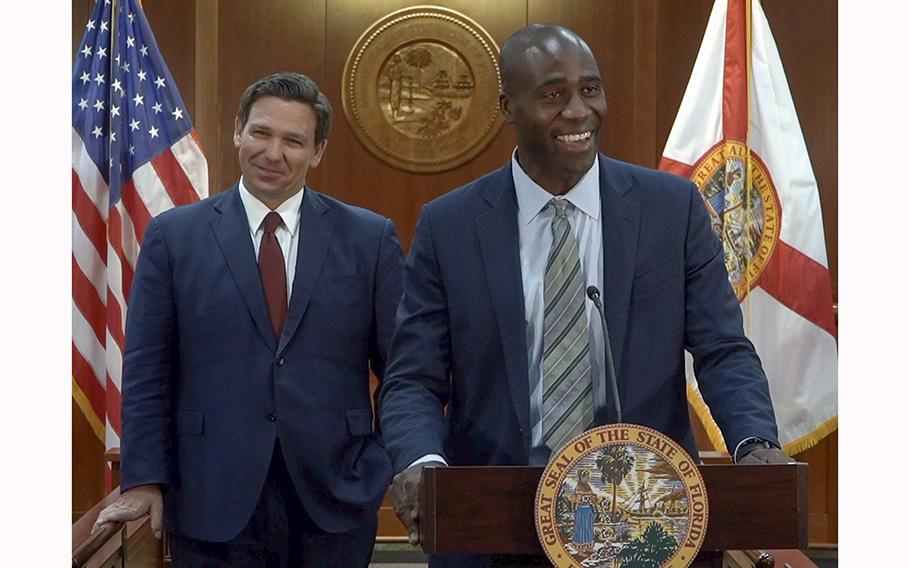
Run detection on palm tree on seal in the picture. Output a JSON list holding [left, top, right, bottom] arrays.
[[404, 47, 433, 88], [596, 446, 634, 523]]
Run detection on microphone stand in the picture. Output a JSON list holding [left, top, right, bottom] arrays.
[[586, 286, 622, 423]]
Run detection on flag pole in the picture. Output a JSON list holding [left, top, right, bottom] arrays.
[[743, 0, 754, 334], [103, 0, 118, 493], [108, 0, 118, 184]]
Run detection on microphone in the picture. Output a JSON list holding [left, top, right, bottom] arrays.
[[586, 286, 622, 423]]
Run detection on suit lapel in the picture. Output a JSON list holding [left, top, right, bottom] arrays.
[[280, 188, 334, 353], [599, 155, 640, 387], [210, 186, 276, 350], [475, 165, 532, 451]]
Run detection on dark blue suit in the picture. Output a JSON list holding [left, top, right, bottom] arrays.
[[120, 185, 402, 545], [379, 155, 779, 476]]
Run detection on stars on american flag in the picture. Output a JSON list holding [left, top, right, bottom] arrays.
[[73, 0, 197, 179]]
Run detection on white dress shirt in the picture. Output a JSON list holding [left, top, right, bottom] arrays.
[[238, 179, 304, 304], [410, 152, 606, 468], [511, 151, 607, 453]]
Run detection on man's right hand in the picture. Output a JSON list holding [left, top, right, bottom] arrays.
[[92, 484, 164, 539], [390, 461, 445, 545]]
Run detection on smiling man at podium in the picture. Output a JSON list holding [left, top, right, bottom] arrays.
[[378, 23, 790, 567]]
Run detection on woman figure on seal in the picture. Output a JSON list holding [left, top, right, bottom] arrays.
[[572, 469, 596, 552]]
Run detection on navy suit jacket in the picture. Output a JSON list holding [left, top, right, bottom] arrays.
[[120, 185, 403, 542], [379, 155, 779, 474]]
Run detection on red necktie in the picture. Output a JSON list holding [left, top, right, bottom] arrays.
[[258, 211, 287, 342]]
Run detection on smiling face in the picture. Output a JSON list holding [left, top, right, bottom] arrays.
[[500, 29, 607, 195], [234, 95, 327, 209]]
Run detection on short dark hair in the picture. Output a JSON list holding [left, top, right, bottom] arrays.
[[499, 24, 592, 96], [236, 72, 333, 143]]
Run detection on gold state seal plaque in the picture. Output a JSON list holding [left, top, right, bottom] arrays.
[[535, 425, 708, 567], [342, 6, 503, 172]]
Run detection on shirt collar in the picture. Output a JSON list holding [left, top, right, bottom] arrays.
[[511, 149, 600, 225], [238, 178, 304, 237]]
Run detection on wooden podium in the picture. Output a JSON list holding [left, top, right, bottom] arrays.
[[419, 464, 808, 566]]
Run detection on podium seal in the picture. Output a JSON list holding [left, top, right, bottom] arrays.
[[535, 425, 708, 567]]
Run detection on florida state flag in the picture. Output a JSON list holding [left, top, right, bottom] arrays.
[[659, 0, 837, 454]]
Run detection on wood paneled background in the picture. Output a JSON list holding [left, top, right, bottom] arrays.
[[72, 0, 838, 545]]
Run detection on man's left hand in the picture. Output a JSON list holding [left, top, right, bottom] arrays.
[[737, 447, 795, 464]]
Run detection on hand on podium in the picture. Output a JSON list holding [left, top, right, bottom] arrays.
[[738, 446, 795, 465], [92, 484, 164, 539], [391, 460, 446, 545]]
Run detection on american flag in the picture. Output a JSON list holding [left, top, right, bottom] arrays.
[[72, 0, 207, 483]]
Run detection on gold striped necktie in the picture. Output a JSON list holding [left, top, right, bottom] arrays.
[[541, 199, 593, 452]]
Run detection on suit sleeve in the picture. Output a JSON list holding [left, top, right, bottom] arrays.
[[681, 182, 780, 450], [120, 218, 176, 491], [378, 206, 452, 473], [369, 218, 404, 401]]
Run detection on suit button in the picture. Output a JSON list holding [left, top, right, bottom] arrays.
[[267, 411, 277, 422], [276, 357, 286, 366]]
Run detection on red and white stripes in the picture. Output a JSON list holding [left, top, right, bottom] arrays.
[[72, 128, 206, 452]]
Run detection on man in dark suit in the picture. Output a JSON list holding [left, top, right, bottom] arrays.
[[93, 72, 403, 566], [378, 24, 791, 565]]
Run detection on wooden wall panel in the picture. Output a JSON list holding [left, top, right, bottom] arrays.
[[193, 0, 220, 188], [73, 0, 93, 58], [213, 0, 327, 195], [655, 0, 714, 167], [72, 400, 105, 523], [143, 1, 197, 120], [529, 0, 645, 165], [795, 432, 837, 544], [72, 0, 100, 529], [323, 0, 525, 251], [762, 0, 838, 301], [761, 1, 838, 544], [72, 0, 838, 545]]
